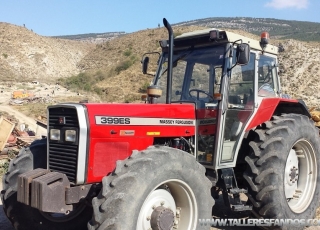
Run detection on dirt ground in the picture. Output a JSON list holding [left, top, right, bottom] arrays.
[[0, 81, 80, 104], [0, 80, 84, 137]]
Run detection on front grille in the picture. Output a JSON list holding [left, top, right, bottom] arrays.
[[49, 107, 78, 127], [48, 107, 79, 183], [48, 143, 78, 182]]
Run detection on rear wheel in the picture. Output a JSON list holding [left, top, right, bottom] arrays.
[[244, 114, 320, 229], [1, 138, 92, 230], [88, 146, 214, 230]]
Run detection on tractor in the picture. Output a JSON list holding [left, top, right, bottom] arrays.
[[1, 18, 320, 230]]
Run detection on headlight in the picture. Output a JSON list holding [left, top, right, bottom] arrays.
[[50, 129, 60, 140], [65, 130, 77, 142]]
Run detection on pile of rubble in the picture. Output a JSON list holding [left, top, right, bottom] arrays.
[[9, 96, 55, 105], [0, 115, 45, 175]]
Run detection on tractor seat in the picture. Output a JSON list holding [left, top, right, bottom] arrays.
[[228, 95, 241, 104]]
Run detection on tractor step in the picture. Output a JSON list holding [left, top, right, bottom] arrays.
[[229, 188, 248, 194], [220, 168, 252, 212], [231, 204, 252, 211]]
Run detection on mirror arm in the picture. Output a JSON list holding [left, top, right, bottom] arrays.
[[227, 64, 237, 72], [227, 39, 243, 72], [141, 52, 161, 62]]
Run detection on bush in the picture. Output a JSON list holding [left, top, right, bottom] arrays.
[[115, 60, 133, 74], [139, 81, 150, 93], [0, 160, 9, 175], [60, 71, 108, 95], [123, 49, 132, 57], [124, 94, 140, 103]]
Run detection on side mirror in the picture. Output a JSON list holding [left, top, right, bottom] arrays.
[[236, 43, 250, 65], [141, 56, 149, 74]]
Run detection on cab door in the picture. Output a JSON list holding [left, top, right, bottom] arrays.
[[214, 52, 256, 168]]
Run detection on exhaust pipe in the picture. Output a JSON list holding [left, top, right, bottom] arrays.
[[163, 18, 173, 104]]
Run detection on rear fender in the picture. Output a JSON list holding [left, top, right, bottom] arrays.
[[246, 98, 310, 131]]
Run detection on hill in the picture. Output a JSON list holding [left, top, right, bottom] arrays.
[[174, 17, 320, 42], [0, 22, 95, 83], [53, 31, 126, 44], [0, 18, 320, 109], [55, 17, 320, 43]]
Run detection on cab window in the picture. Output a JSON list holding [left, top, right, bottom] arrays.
[[258, 55, 278, 97]]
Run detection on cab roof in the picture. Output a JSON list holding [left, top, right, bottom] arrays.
[[175, 28, 278, 55]]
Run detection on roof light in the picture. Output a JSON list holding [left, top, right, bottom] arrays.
[[209, 30, 219, 40], [260, 32, 269, 50]]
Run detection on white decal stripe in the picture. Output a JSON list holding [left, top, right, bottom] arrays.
[[95, 116, 195, 126], [59, 103, 88, 185]]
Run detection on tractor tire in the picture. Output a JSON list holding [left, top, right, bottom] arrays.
[[244, 114, 320, 229], [88, 145, 214, 230], [1, 138, 92, 230]]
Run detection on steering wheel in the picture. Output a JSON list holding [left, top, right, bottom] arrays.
[[189, 89, 213, 100]]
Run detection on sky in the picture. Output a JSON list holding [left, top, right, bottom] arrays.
[[0, 0, 319, 36]]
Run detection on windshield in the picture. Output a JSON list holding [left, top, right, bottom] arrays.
[[154, 45, 225, 104]]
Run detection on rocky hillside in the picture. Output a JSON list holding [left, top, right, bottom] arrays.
[[279, 40, 320, 108], [174, 17, 320, 41], [53, 32, 126, 44], [0, 22, 95, 82], [0, 21, 320, 109]]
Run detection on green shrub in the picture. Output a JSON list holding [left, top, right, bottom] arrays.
[[124, 94, 140, 103], [93, 86, 103, 95], [139, 81, 150, 93], [123, 49, 132, 57], [115, 60, 133, 74], [0, 161, 9, 175], [60, 71, 108, 94]]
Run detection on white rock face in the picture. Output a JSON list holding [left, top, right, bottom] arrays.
[[0, 22, 95, 81]]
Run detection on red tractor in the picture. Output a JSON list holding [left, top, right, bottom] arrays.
[[2, 18, 320, 230]]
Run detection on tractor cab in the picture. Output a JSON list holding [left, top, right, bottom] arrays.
[[142, 26, 280, 169]]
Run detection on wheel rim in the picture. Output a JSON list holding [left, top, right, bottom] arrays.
[[137, 179, 198, 230], [284, 139, 317, 213]]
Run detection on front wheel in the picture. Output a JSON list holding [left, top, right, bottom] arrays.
[[244, 114, 320, 229], [88, 146, 214, 230], [1, 138, 93, 230]]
